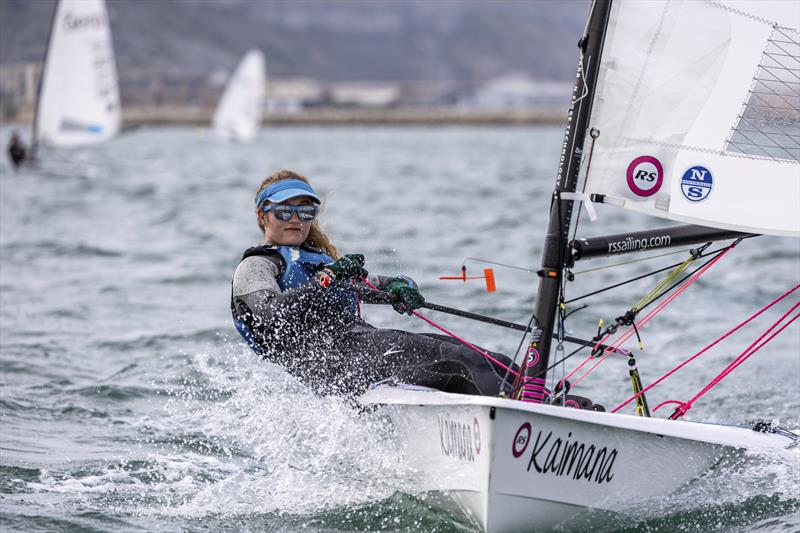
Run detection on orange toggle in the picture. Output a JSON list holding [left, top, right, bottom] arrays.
[[484, 268, 496, 292]]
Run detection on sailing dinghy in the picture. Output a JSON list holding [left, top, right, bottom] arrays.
[[212, 49, 266, 142], [32, 0, 120, 154], [360, 1, 800, 530]]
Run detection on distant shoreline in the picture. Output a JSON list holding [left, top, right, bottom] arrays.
[[7, 105, 567, 128]]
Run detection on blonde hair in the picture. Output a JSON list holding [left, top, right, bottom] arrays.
[[255, 170, 341, 259]]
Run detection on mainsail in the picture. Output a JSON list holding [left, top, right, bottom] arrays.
[[212, 49, 266, 142], [583, 0, 800, 237], [33, 0, 120, 148]]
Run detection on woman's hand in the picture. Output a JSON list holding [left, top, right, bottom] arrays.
[[326, 254, 368, 282], [386, 277, 425, 315]]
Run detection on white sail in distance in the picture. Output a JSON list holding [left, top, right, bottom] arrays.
[[34, 0, 121, 147], [212, 49, 266, 142], [583, 0, 799, 237]]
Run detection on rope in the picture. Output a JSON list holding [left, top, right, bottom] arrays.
[[501, 307, 538, 390], [631, 254, 697, 312], [567, 243, 734, 388], [572, 247, 695, 275], [360, 278, 519, 378], [612, 283, 800, 414], [566, 245, 724, 304], [669, 304, 800, 420], [652, 399, 683, 412]]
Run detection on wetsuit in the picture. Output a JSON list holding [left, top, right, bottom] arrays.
[[231, 243, 518, 396], [7, 138, 26, 168]]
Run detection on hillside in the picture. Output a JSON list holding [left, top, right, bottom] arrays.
[[0, 0, 589, 82]]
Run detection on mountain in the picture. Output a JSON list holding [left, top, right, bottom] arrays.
[[0, 0, 589, 82]]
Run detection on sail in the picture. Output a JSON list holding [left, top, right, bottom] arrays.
[[212, 49, 266, 142], [583, 0, 799, 237], [34, 0, 120, 147]]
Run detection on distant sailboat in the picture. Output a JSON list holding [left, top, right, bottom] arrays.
[[212, 49, 266, 142], [32, 0, 120, 154]]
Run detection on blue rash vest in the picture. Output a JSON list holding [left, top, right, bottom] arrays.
[[232, 244, 358, 354]]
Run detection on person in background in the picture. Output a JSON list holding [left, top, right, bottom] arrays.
[[7, 131, 27, 169], [230, 169, 517, 396]]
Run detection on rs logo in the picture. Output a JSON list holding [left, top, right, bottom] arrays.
[[634, 169, 657, 182]]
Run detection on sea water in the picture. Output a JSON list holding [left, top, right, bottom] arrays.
[[1, 125, 798, 532]]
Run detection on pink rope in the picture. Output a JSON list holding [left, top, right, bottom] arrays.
[[559, 333, 611, 387], [570, 247, 734, 388], [360, 278, 519, 377], [670, 306, 800, 420], [612, 284, 800, 413], [652, 399, 682, 412]]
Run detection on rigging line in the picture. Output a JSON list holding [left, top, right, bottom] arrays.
[[571, 247, 695, 275], [559, 332, 611, 388], [612, 285, 800, 413], [567, 242, 732, 388], [631, 254, 698, 312], [570, 244, 736, 388], [565, 245, 726, 304], [507, 336, 597, 397], [635, 241, 738, 314], [462, 257, 536, 274], [569, 129, 599, 244], [693, 309, 800, 404], [501, 307, 538, 392], [359, 278, 519, 379], [670, 306, 800, 420]]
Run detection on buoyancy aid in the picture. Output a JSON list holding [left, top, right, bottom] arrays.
[[232, 244, 358, 354]]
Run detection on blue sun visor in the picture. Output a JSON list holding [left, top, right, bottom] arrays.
[[255, 179, 321, 208]]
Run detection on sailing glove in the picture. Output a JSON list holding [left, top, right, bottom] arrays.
[[325, 254, 368, 282], [386, 276, 425, 315]]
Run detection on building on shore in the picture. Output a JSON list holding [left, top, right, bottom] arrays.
[[460, 73, 572, 110], [1, 61, 566, 126]]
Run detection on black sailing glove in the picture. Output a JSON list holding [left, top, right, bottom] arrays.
[[385, 276, 425, 315], [325, 254, 368, 283]]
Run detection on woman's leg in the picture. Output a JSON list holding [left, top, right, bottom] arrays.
[[335, 326, 518, 396]]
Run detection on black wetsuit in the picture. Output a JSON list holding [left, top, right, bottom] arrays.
[[7, 138, 26, 168], [231, 244, 518, 396]]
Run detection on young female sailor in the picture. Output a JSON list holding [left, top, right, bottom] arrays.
[[231, 170, 517, 395]]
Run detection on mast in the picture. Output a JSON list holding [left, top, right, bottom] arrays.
[[30, 0, 60, 160], [525, 0, 612, 396]]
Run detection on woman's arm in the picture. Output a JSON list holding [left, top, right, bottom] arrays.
[[232, 256, 350, 351], [356, 274, 418, 304]]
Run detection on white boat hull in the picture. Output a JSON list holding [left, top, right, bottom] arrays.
[[360, 387, 794, 532]]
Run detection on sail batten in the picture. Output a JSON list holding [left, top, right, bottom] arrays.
[[34, 0, 120, 148], [583, 0, 800, 238]]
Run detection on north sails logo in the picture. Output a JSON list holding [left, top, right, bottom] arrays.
[[680, 165, 713, 202], [513, 424, 617, 484]]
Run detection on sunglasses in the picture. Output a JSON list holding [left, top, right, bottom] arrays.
[[265, 203, 318, 221]]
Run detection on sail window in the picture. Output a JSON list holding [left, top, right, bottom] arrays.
[[726, 26, 800, 162]]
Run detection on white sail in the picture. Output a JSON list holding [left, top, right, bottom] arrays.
[[34, 0, 120, 147], [583, 0, 800, 237], [212, 49, 266, 142]]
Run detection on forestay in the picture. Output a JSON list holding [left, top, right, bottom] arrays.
[[34, 0, 120, 147], [583, 0, 800, 237], [212, 49, 266, 142]]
